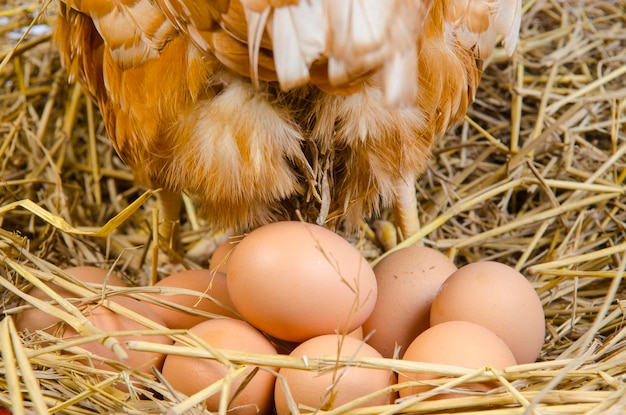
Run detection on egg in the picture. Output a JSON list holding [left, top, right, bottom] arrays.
[[209, 238, 237, 274], [227, 221, 377, 342], [145, 269, 238, 329], [62, 296, 173, 385], [15, 266, 127, 333], [363, 245, 457, 358], [430, 261, 545, 364], [274, 334, 393, 414], [161, 319, 277, 415], [398, 320, 517, 399], [348, 326, 364, 340]]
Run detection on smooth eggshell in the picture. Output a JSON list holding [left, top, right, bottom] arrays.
[[274, 334, 393, 414], [162, 319, 277, 415], [210, 239, 238, 274], [399, 321, 517, 399], [62, 296, 173, 378], [430, 261, 545, 364], [145, 269, 238, 329], [16, 266, 127, 334], [363, 246, 457, 358], [348, 326, 364, 340], [227, 221, 377, 342]]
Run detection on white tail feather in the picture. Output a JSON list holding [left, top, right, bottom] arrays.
[[495, 0, 522, 55], [268, 1, 326, 90], [244, 5, 271, 88]]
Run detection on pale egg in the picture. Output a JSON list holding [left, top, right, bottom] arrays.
[[274, 334, 393, 414], [363, 245, 457, 358], [227, 221, 377, 342], [145, 269, 238, 329], [209, 238, 237, 274], [398, 320, 517, 399], [15, 266, 127, 333], [430, 261, 545, 364], [62, 296, 173, 389], [162, 319, 277, 415]]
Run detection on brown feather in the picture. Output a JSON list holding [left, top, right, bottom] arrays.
[[54, 0, 521, 237]]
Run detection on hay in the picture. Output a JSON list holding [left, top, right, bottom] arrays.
[[1, 0, 625, 413]]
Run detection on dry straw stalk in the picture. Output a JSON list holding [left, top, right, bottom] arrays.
[[1, 0, 625, 414]]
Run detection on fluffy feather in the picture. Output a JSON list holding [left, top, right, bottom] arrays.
[[54, 0, 522, 242]]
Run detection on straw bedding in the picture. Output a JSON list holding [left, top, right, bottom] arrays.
[[1, 0, 625, 413]]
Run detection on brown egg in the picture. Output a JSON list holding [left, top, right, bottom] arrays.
[[274, 334, 393, 415], [398, 321, 517, 399], [62, 296, 173, 383], [162, 319, 277, 415], [363, 246, 457, 358], [348, 326, 364, 340], [430, 261, 545, 364], [15, 266, 127, 333], [227, 221, 377, 342], [145, 269, 238, 329], [209, 238, 237, 274]]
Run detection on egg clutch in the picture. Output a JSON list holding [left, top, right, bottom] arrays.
[[15, 221, 545, 414]]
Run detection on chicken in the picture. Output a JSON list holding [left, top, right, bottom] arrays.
[[54, 0, 521, 249]]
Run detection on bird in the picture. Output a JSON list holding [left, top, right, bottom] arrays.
[[53, 0, 521, 251]]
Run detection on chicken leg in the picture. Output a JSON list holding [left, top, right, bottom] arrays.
[[157, 188, 183, 254], [393, 175, 419, 240]]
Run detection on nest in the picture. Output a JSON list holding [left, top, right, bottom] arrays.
[[1, 0, 625, 413]]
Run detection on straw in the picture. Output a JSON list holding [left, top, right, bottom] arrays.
[[1, 0, 626, 413]]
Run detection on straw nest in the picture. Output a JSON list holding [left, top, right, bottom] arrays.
[[1, 0, 625, 414]]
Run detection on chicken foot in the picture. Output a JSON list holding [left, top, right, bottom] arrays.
[[157, 188, 183, 254], [393, 175, 420, 240]]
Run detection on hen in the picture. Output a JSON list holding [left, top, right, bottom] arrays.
[[54, 0, 521, 248]]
